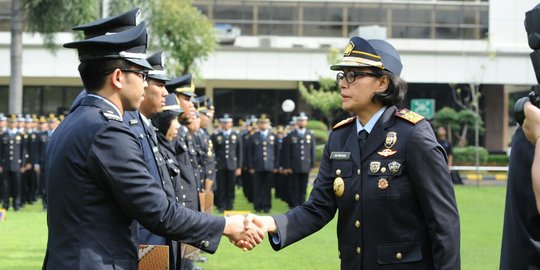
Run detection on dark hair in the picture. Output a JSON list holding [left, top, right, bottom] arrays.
[[152, 111, 178, 136], [78, 59, 132, 92], [371, 69, 407, 106]]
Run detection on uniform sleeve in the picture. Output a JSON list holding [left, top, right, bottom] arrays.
[[270, 132, 338, 250], [406, 122, 460, 270], [87, 123, 226, 253]]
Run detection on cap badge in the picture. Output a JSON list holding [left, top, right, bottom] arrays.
[[344, 41, 355, 56]]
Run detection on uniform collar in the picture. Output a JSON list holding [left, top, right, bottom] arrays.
[[356, 106, 387, 135], [86, 94, 123, 120]]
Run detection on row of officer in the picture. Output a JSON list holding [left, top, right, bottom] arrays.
[[44, 7, 262, 270]]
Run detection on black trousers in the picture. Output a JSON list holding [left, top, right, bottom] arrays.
[[3, 170, 21, 210], [216, 169, 236, 210], [241, 168, 253, 203], [289, 172, 309, 207], [254, 171, 273, 211]]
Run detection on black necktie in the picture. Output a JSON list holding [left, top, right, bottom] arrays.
[[358, 130, 368, 158]]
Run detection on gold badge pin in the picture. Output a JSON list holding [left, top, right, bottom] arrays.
[[384, 131, 397, 149], [377, 149, 397, 157], [370, 161, 381, 174], [333, 177, 345, 197], [388, 161, 401, 173], [344, 41, 355, 56], [378, 178, 389, 190]]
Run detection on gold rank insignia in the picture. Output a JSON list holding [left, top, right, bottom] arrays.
[[378, 178, 389, 190], [370, 161, 381, 174], [344, 41, 355, 56], [388, 161, 401, 173], [377, 148, 397, 157], [333, 177, 345, 197], [395, 108, 425, 125], [384, 131, 397, 149], [332, 116, 356, 130]]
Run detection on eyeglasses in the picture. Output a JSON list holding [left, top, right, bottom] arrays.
[[120, 69, 148, 81], [336, 70, 381, 84]]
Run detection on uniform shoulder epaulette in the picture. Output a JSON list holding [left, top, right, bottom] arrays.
[[395, 108, 424, 125], [332, 116, 356, 130], [100, 110, 122, 122]]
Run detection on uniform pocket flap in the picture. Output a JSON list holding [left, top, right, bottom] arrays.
[[377, 241, 422, 264]]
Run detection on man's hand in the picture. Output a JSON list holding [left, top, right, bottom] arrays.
[[523, 102, 540, 144], [204, 179, 214, 192], [251, 215, 277, 234], [224, 214, 266, 250], [235, 168, 242, 176]]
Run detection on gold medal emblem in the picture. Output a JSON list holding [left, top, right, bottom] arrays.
[[370, 161, 381, 174], [384, 131, 397, 149], [378, 178, 389, 190], [388, 161, 401, 173], [333, 177, 345, 197], [377, 148, 397, 157]]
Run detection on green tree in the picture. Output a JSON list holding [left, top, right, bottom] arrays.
[[299, 48, 342, 127], [148, 0, 217, 76], [456, 109, 484, 147], [433, 107, 459, 145]]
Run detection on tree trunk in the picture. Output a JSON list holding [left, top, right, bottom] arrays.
[[458, 124, 468, 147], [9, 0, 24, 114]]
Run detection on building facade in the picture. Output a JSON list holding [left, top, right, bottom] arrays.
[[0, 0, 536, 151]]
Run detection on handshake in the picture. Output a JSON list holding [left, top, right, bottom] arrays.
[[222, 214, 277, 250]]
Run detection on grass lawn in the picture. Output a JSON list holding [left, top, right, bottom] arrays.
[[0, 184, 506, 270]]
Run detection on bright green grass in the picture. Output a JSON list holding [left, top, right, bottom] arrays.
[[0, 185, 506, 269]]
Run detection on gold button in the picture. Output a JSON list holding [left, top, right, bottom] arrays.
[[356, 247, 361, 254], [336, 169, 341, 176], [355, 194, 360, 201], [381, 167, 387, 173], [396, 252, 403, 260], [355, 220, 360, 228], [357, 169, 361, 175]]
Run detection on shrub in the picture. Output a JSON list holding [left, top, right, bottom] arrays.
[[453, 146, 489, 164], [316, 144, 325, 161], [486, 154, 509, 166]]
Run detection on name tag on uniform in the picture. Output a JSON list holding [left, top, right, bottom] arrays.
[[330, 152, 350, 160]]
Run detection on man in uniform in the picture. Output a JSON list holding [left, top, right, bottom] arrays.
[[43, 20, 262, 269], [255, 36, 460, 269], [36, 116, 49, 210], [0, 114, 25, 211], [195, 97, 216, 210], [247, 115, 278, 213], [212, 114, 243, 212], [281, 112, 316, 207]]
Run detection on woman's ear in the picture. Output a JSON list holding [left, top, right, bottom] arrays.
[[377, 75, 390, 92]]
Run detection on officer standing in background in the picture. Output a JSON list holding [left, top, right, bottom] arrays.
[[0, 115, 24, 211], [255, 36, 460, 269], [247, 115, 278, 213], [282, 112, 316, 207], [36, 116, 49, 210], [195, 98, 216, 210], [212, 114, 243, 212]]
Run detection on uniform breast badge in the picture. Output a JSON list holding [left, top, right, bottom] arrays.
[[377, 131, 398, 157], [370, 161, 381, 174], [378, 178, 389, 190], [388, 161, 401, 173], [333, 177, 345, 197]]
